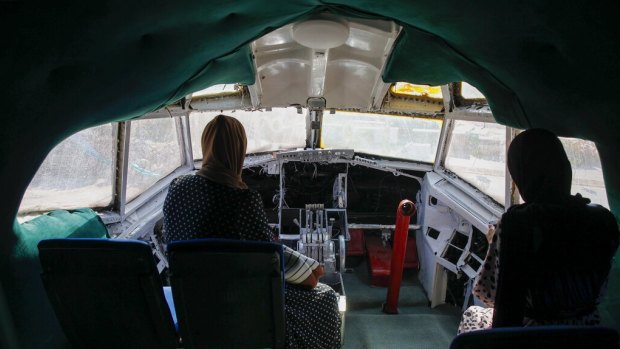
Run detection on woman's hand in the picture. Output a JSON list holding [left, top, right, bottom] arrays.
[[487, 224, 496, 244], [312, 265, 325, 279], [298, 265, 324, 289]]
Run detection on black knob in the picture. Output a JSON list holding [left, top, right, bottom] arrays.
[[399, 200, 416, 216]]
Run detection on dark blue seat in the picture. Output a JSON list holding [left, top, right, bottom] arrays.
[[450, 325, 620, 349], [167, 239, 285, 349], [38, 238, 179, 349]]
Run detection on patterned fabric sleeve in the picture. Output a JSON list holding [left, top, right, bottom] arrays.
[[472, 226, 501, 307], [243, 189, 277, 241], [283, 246, 319, 284], [162, 177, 183, 242]]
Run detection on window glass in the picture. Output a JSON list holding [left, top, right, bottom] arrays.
[[192, 84, 238, 98], [189, 109, 306, 159], [445, 121, 506, 204], [19, 124, 117, 215], [560, 137, 608, 208], [322, 112, 442, 163], [461, 82, 486, 100], [444, 124, 608, 208], [126, 117, 183, 201]]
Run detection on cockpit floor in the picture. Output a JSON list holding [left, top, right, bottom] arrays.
[[341, 261, 461, 348]]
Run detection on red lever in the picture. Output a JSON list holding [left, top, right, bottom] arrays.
[[382, 199, 416, 314]]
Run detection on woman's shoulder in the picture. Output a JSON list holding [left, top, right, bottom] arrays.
[[500, 203, 565, 238], [171, 174, 237, 188], [244, 187, 262, 198], [583, 203, 619, 240], [501, 200, 618, 244], [502, 200, 580, 223], [505, 200, 615, 222], [169, 174, 204, 189], [501, 203, 534, 226], [169, 174, 261, 197], [583, 202, 616, 221]]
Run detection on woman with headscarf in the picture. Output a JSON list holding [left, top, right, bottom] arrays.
[[163, 114, 342, 348], [458, 128, 619, 333]]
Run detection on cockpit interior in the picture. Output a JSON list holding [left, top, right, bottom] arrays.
[[3, 2, 620, 348]]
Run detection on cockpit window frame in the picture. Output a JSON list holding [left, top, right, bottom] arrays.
[[434, 117, 510, 214], [121, 114, 194, 219]]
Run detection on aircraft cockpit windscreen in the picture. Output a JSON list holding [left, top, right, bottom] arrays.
[[559, 137, 609, 208], [444, 119, 609, 208], [126, 117, 184, 202], [444, 121, 507, 204], [189, 107, 442, 164], [322, 112, 442, 163], [189, 108, 306, 158], [18, 124, 118, 216]]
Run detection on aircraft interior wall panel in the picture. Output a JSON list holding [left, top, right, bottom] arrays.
[[416, 172, 497, 308]]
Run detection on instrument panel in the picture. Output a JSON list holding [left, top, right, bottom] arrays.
[[276, 149, 354, 162]]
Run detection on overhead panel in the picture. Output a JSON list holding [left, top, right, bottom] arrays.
[[250, 15, 401, 110]]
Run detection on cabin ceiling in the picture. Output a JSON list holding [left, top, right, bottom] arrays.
[[2, 1, 620, 224], [250, 15, 400, 110]]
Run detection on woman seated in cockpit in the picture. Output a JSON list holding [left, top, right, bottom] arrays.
[[458, 128, 619, 333], [163, 114, 341, 348]]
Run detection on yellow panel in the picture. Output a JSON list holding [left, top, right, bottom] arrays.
[[391, 82, 443, 99]]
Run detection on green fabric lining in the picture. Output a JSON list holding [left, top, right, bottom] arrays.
[[13, 209, 109, 259], [160, 46, 256, 110], [8, 209, 108, 349]]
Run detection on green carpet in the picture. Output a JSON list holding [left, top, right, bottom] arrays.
[[341, 262, 461, 348], [344, 314, 459, 349]]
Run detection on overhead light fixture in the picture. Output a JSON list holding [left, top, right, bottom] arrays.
[[293, 17, 349, 50]]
